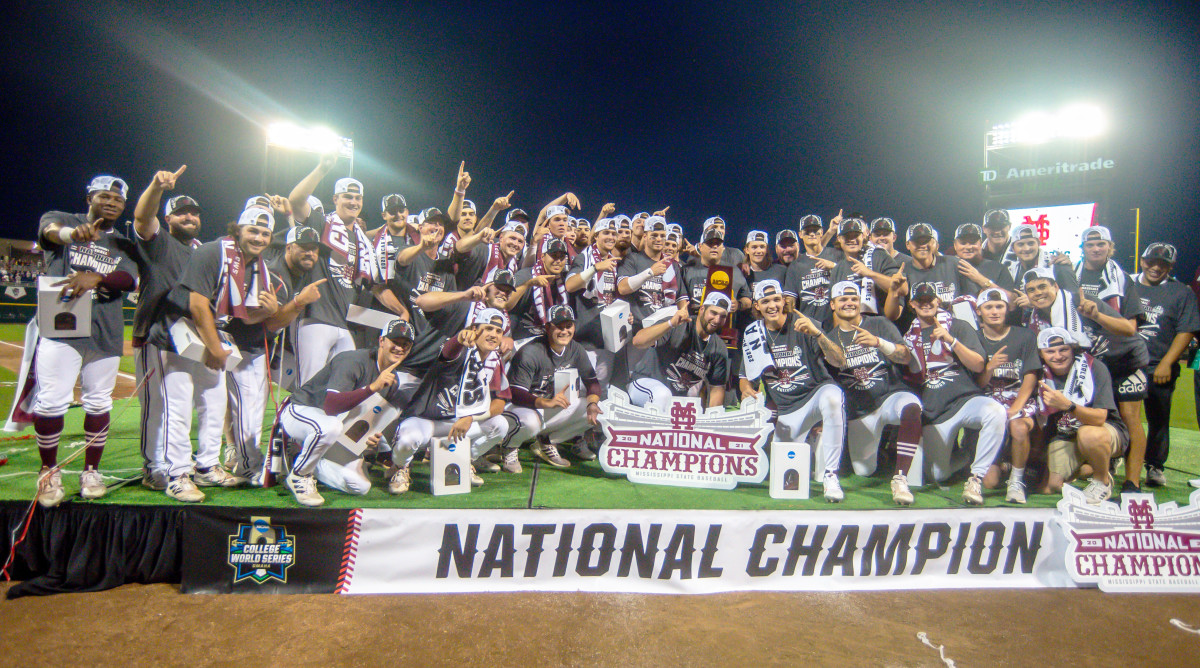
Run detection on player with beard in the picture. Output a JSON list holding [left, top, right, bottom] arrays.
[[980, 209, 1013, 263], [573, 217, 592, 252], [276, 319, 414, 505], [263, 226, 328, 400], [774, 229, 800, 268], [144, 207, 279, 502], [740, 281, 848, 501], [391, 309, 515, 493], [902, 283, 1006, 504], [1134, 243, 1199, 487], [824, 281, 921, 505], [287, 156, 381, 383], [869, 217, 912, 268], [1037, 327, 1128, 504], [829, 218, 899, 316], [566, 217, 623, 386], [508, 237, 571, 343], [505, 305, 604, 469], [681, 227, 751, 315], [630, 292, 732, 412], [783, 214, 842, 325], [950, 223, 1015, 296], [1021, 265, 1149, 493], [130, 166, 202, 490], [455, 210, 525, 288], [27, 176, 139, 507], [618, 216, 687, 324], [686, 217, 746, 268], [613, 216, 634, 259], [973, 288, 1040, 503]]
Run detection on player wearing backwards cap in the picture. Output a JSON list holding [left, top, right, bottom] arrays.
[[141, 205, 279, 501], [565, 215, 624, 386], [980, 209, 1013, 263], [274, 319, 415, 505], [613, 216, 634, 259], [973, 288, 1041, 503], [129, 166, 203, 490], [526, 193, 583, 266], [617, 216, 687, 325], [829, 218, 900, 317], [740, 280, 848, 502], [1134, 243, 1200, 487], [390, 308, 515, 494], [1003, 223, 1079, 302], [505, 305, 605, 468], [902, 282, 1006, 504], [950, 223, 1015, 297], [868, 217, 912, 268], [28, 175, 140, 507], [783, 214, 842, 325], [824, 281, 921, 505], [454, 197, 525, 288], [629, 292, 732, 413], [573, 217, 592, 252], [1021, 259, 1149, 494], [287, 156, 383, 383], [441, 189, 516, 263], [1036, 326, 1129, 504]]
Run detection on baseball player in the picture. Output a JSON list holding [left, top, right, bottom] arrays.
[[868, 217, 911, 268], [629, 292, 733, 413], [950, 223, 1015, 296], [565, 216, 622, 383], [31, 175, 140, 507], [829, 218, 900, 316], [740, 280, 848, 502], [276, 319, 415, 505], [454, 208, 524, 288], [824, 281, 922, 505], [742, 230, 789, 296], [980, 209, 1013, 263], [902, 282, 1006, 505], [390, 308, 515, 493], [782, 214, 842, 325], [1003, 224, 1080, 298], [617, 216, 687, 325], [508, 237, 572, 343]]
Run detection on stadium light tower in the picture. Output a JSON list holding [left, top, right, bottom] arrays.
[[261, 121, 355, 191], [986, 103, 1106, 150]]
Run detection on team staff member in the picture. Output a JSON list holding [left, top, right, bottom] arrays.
[[980, 209, 1013, 263], [629, 292, 732, 412], [974, 288, 1040, 503], [824, 281, 921, 505], [145, 206, 278, 502], [774, 229, 800, 267], [902, 282, 1006, 505], [740, 281, 849, 502], [681, 226, 751, 315], [391, 308, 516, 494], [277, 319, 415, 505], [130, 166, 202, 491], [31, 176, 140, 507], [1037, 327, 1128, 504], [505, 305, 604, 468], [950, 223, 1014, 296], [1134, 243, 1200, 486]]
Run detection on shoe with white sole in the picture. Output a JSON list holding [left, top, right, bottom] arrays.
[[387, 465, 411, 494], [195, 465, 244, 487], [501, 447, 522, 474], [890, 474, 913, 505], [1083, 477, 1112, 505], [962, 475, 984, 505], [285, 472, 324, 507], [37, 466, 64, 508], [532, 439, 570, 468], [1006, 479, 1027, 504], [822, 471, 844, 503], [79, 468, 107, 500], [473, 456, 500, 473], [141, 468, 167, 491], [470, 465, 484, 487], [166, 475, 206, 503]]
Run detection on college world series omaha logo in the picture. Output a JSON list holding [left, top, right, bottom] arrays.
[[228, 516, 297, 584], [1057, 487, 1200, 593], [597, 388, 772, 490]]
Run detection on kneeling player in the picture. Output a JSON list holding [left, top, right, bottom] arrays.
[[1037, 327, 1128, 504], [903, 282, 1006, 505], [826, 281, 922, 505], [391, 309, 515, 493], [628, 292, 732, 412], [277, 319, 415, 506], [740, 281, 849, 502], [505, 305, 604, 470]]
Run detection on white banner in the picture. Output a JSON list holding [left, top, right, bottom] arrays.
[[340, 508, 1075, 594], [1007, 202, 1097, 260]]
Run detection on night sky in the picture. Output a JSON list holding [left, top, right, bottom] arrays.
[[4, 1, 1198, 275]]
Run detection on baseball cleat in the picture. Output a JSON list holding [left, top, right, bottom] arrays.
[[141, 468, 167, 491], [1006, 479, 1027, 504], [822, 471, 844, 503], [962, 475, 984, 505], [473, 456, 500, 473], [501, 447, 522, 474], [285, 472, 325, 507], [532, 439, 570, 468], [570, 442, 597, 461], [386, 465, 411, 495], [470, 465, 484, 487], [37, 466, 64, 508], [890, 474, 914, 506], [166, 475, 206, 503], [194, 465, 244, 487], [79, 468, 108, 500]]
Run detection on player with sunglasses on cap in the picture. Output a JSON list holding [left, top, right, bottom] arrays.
[[829, 218, 901, 316], [783, 214, 843, 324]]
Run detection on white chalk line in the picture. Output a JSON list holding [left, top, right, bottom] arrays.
[[1171, 619, 1200, 635], [916, 632, 956, 667]]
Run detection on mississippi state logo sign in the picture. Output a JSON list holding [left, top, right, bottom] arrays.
[[1057, 487, 1200, 592], [228, 516, 297, 584], [597, 388, 772, 490]]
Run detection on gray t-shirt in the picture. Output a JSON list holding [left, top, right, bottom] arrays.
[[680, 263, 749, 316], [617, 251, 685, 324], [290, 348, 402, 409], [978, 325, 1040, 408], [509, 338, 599, 398], [38, 212, 139, 357], [297, 211, 371, 330], [632, 321, 729, 396], [566, 249, 621, 349], [177, 241, 272, 354], [1137, 278, 1200, 364], [782, 247, 842, 324], [824, 316, 908, 419], [1082, 298, 1148, 366], [132, 227, 196, 343], [907, 318, 987, 423], [1045, 359, 1127, 445]]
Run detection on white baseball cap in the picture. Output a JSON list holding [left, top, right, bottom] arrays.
[[334, 178, 363, 196], [238, 206, 275, 231]]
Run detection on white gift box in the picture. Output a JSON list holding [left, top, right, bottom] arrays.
[[430, 437, 472, 496], [335, 392, 401, 457], [641, 305, 678, 328], [543, 368, 580, 422], [347, 304, 398, 330], [769, 440, 811, 500], [600, 300, 631, 352], [169, 317, 243, 371], [37, 276, 92, 338], [951, 300, 979, 330]]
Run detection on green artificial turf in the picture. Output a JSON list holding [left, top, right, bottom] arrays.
[[1, 329, 1199, 511]]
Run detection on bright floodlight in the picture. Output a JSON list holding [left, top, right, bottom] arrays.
[[1011, 111, 1056, 144], [266, 121, 354, 158], [988, 103, 1107, 149], [1055, 104, 1106, 139]]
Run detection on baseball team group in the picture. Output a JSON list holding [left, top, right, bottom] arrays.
[[18, 156, 1198, 509]]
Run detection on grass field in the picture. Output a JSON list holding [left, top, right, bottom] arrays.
[[2, 323, 1198, 510]]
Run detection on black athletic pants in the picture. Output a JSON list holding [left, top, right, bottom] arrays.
[[1144, 362, 1179, 469]]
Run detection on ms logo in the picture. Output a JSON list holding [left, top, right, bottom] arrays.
[[1128, 499, 1155, 530], [670, 402, 697, 430]]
